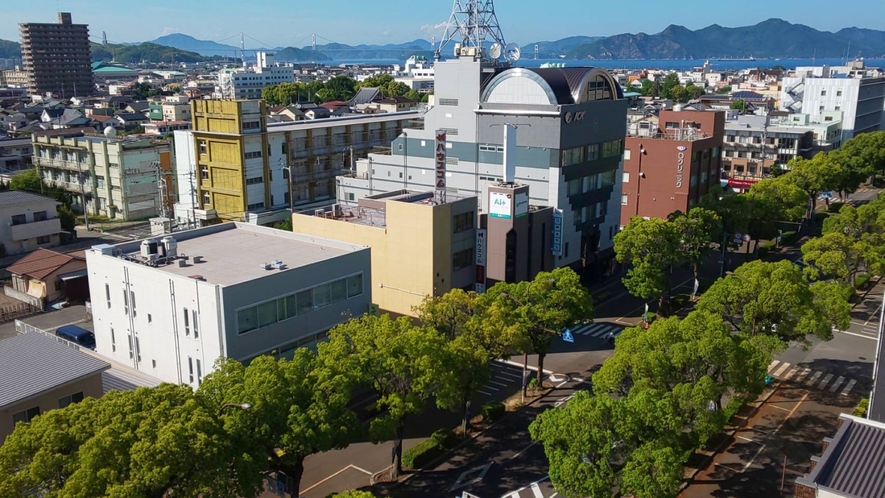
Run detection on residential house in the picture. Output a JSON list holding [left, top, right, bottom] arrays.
[[0, 190, 63, 256], [6, 248, 88, 308], [378, 96, 417, 114], [113, 113, 150, 131]]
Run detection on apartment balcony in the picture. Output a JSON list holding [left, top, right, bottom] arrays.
[[10, 218, 62, 241], [34, 158, 88, 172]]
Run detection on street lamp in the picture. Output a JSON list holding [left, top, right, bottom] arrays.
[[218, 402, 252, 416], [279, 158, 293, 214], [634, 145, 647, 217]]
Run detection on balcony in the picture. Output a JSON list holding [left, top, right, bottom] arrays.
[[10, 218, 62, 241]]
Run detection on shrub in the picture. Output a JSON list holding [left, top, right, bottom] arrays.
[[855, 274, 872, 290], [431, 428, 457, 449], [828, 202, 845, 213], [481, 401, 506, 423], [402, 438, 443, 469], [780, 231, 798, 245], [854, 398, 869, 417]]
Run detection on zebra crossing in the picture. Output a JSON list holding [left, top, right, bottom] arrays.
[[767, 360, 859, 396], [569, 322, 627, 339], [476, 361, 526, 397]]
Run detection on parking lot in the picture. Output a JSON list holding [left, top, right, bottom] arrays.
[[681, 383, 859, 497]]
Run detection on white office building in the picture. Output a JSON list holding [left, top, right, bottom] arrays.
[[85, 222, 371, 386], [780, 61, 885, 142], [216, 52, 295, 100]]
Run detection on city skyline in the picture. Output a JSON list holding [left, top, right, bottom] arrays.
[[2, 0, 885, 49]]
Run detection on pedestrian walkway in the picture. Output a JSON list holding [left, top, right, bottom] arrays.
[[569, 322, 628, 339], [767, 360, 858, 396], [834, 321, 880, 339], [476, 361, 526, 397], [502, 476, 557, 498]]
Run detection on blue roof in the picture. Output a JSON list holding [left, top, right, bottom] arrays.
[[731, 91, 767, 101]]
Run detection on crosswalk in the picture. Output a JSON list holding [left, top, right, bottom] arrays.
[[767, 360, 859, 396], [834, 321, 880, 339], [503, 476, 557, 498], [568, 322, 627, 339], [476, 362, 526, 397]]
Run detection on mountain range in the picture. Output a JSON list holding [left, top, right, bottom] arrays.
[[572, 19, 885, 59]]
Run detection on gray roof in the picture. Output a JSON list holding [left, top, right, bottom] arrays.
[[0, 333, 110, 409], [0, 190, 57, 208], [797, 414, 885, 497]]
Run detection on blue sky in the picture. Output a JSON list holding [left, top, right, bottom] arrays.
[[3, 0, 885, 47]]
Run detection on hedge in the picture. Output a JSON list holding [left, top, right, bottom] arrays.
[[856, 274, 872, 290], [854, 398, 869, 417], [780, 231, 798, 245], [402, 439, 444, 469], [481, 401, 506, 423], [431, 428, 457, 449]]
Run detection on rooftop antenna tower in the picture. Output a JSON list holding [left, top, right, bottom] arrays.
[[102, 31, 107, 45], [312, 34, 317, 52], [435, 0, 511, 63]]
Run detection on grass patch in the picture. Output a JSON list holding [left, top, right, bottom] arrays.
[[854, 398, 869, 417]]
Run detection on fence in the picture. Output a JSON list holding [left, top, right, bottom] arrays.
[[14, 319, 81, 351], [3, 286, 45, 311], [0, 301, 41, 324]]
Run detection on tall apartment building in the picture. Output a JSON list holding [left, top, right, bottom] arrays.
[[216, 52, 294, 100], [781, 61, 885, 142], [622, 110, 725, 227], [339, 52, 628, 279], [32, 129, 173, 220], [85, 223, 370, 385], [173, 99, 416, 226], [19, 13, 93, 97], [721, 115, 815, 188]]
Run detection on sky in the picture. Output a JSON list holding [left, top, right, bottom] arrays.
[[3, 0, 885, 48]]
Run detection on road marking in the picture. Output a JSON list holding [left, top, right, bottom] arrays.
[[793, 368, 812, 383], [351, 465, 372, 475], [767, 360, 780, 372], [834, 329, 878, 340], [841, 379, 858, 396], [480, 384, 500, 392], [736, 435, 755, 442], [769, 404, 792, 412], [806, 371, 823, 386], [449, 462, 493, 492], [531, 482, 544, 498], [773, 362, 793, 377], [496, 372, 522, 381], [774, 391, 810, 434], [477, 389, 494, 396], [742, 443, 767, 473], [510, 440, 539, 459], [818, 373, 834, 389], [301, 464, 375, 494], [865, 302, 883, 326], [783, 367, 799, 381], [500, 359, 554, 375], [828, 376, 846, 393], [488, 380, 509, 387]]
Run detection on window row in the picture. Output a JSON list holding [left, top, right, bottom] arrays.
[[237, 273, 364, 335], [453, 211, 475, 234], [566, 169, 617, 196]]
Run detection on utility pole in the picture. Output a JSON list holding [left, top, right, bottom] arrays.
[[280, 158, 293, 214], [188, 170, 197, 229], [76, 161, 90, 231]]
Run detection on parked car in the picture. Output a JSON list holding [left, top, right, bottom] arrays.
[[55, 325, 96, 350]]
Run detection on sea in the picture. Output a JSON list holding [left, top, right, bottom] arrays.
[[327, 57, 885, 71]]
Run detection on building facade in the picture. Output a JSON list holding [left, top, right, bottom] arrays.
[[0, 191, 63, 256], [291, 190, 476, 317], [1, 67, 29, 88], [339, 53, 628, 279], [217, 52, 295, 100], [32, 130, 173, 220], [0, 138, 33, 171], [173, 100, 416, 226], [85, 222, 371, 386], [19, 13, 93, 97], [621, 110, 725, 227], [781, 63, 885, 142], [721, 115, 815, 187]]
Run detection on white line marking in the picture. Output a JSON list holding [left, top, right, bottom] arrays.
[[793, 368, 812, 383], [510, 440, 539, 459], [488, 380, 509, 387], [500, 359, 554, 375], [818, 373, 834, 389], [531, 482, 544, 498], [806, 371, 823, 386], [841, 379, 858, 396], [495, 372, 522, 381], [736, 435, 755, 442], [828, 376, 846, 393], [477, 389, 494, 396], [783, 367, 800, 381], [767, 360, 779, 372], [834, 329, 878, 340], [351, 465, 372, 475], [773, 362, 793, 377], [742, 443, 767, 473], [481, 384, 500, 392]]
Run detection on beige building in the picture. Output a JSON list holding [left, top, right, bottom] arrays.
[[1, 67, 29, 88], [0, 332, 109, 445], [291, 190, 477, 317], [0, 190, 63, 256], [7, 248, 87, 308]]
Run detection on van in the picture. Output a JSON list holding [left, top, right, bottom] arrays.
[[55, 325, 96, 350]]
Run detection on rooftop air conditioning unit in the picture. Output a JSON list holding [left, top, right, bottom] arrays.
[[315, 209, 325, 217], [260, 262, 272, 270]]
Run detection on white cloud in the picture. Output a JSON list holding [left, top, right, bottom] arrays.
[[161, 27, 179, 36], [420, 21, 453, 35], [380, 29, 392, 37]]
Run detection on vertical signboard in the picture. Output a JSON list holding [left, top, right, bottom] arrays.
[[475, 228, 487, 293], [676, 145, 687, 188], [435, 130, 447, 191], [551, 209, 563, 256], [515, 192, 529, 218], [489, 192, 512, 218]]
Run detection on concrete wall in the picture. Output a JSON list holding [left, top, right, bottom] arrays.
[[0, 372, 103, 445], [0, 197, 61, 255]]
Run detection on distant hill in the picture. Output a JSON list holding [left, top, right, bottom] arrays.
[[273, 46, 332, 62], [91, 42, 210, 63], [307, 39, 432, 60], [569, 19, 885, 59], [150, 33, 240, 57], [0, 39, 21, 59], [521, 36, 603, 59]]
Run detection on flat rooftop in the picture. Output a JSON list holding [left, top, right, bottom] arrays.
[[92, 223, 367, 286], [296, 190, 475, 228]]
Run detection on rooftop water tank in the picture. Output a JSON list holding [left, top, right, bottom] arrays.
[[162, 236, 178, 258]]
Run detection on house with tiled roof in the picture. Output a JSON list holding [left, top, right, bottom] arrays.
[[6, 248, 88, 308]]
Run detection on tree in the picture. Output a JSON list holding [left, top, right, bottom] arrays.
[[801, 232, 880, 285], [835, 130, 885, 181], [668, 207, 720, 281], [660, 73, 680, 99], [198, 351, 359, 497], [9, 168, 44, 192], [322, 75, 358, 102], [57, 204, 77, 233], [730, 99, 747, 112], [783, 152, 846, 218], [669, 84, 688, 103], [716, 85, 732, 94], [0, 384, 256, 498], [685, 82, 705, 100], [317, 315, 450, 478], [696, 260, 851, 345], [382, 81, 412, 98], [614, 216, 682, 312], [358, 74, 395, 89], [484, 268, 593, 387], [743, 176, 807, 254], [273, 217, 293, 231], [332, 492, 376, 498]]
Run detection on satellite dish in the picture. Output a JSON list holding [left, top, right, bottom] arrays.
[[103, 126, 117, 138], [489, 43, 502, 60], [504, 42, 521, 62]]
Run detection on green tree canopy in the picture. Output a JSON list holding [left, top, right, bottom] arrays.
[[833, 131, 885, 183], [783, 152, 846, 217], [668, 207, 720, 280], [614, 216, 682, 311], [801, 231, 881, 285]]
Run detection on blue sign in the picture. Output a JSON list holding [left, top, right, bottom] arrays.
[[822, 191, 833, 199], [552, 209, 563, 256], [562, 328, 575, 343]]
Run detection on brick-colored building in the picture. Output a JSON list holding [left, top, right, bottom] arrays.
[[19, 13, 93, 97], [620, 109, 725, 227]]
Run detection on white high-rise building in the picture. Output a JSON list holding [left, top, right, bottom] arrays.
[[216, 51, 295, 100]]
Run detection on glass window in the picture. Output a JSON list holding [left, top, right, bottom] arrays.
[[33, 211, 47, 222], [453, 248, 474, 270], [10, 214, 25, 226], [12, 406, 40, 424], [453, 212, 474, 233], [567, 178, 582, 196], [347, 274, 363, 297], [257, 301, 277, 327], [623, 172, 630, 183], [192, 310, 198, 338], [587, 144, 599, 161], [561, 147, 584, 167], [237, 307, 258, 334], [277, 298, 289, 321], [313, 284, 331, 309], [330, 279, 347, 303], [621, 194, 628, 205], [286, 294, 299, 317], [600, 170, 616, 188], [59, 391, 84, 408], [297, 289, 313, 314]]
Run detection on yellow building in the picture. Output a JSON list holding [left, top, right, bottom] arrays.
[[181, 99, 416, 226], [290, 191, 477, 317]]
